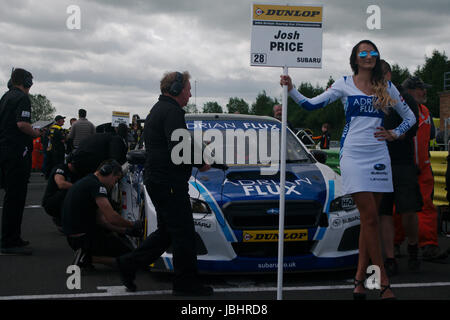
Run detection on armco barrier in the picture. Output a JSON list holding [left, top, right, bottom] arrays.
[[430, 151, 448, 207], [323, 150, 448, 207], [324, 148, 340, 175]]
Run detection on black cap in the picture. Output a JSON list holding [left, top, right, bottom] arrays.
[[55, 115, 66, 121], [402, 76, 432, 90]]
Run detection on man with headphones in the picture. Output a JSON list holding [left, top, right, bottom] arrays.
[[117, 71, 213, 296], [62, 159, 142, 268], [0, 68, 42, 255]]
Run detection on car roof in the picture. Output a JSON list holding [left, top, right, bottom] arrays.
[[185, 113, 281, 123]]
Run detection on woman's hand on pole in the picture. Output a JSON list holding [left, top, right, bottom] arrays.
[[280, 75, 293, 91]]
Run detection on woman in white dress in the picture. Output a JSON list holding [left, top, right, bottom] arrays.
[[280, 40, 416, 300]]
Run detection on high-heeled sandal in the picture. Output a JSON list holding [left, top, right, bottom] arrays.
[[353, 278, 366, 300], [380, 283, 396, 300]]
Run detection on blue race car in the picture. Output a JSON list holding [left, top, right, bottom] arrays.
[[119, 114, 360, 273]]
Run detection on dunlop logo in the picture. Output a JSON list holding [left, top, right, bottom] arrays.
[[253, 5, 323, 22], [243, 229, 308, 242]]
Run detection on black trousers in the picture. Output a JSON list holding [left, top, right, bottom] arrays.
[[43, 189, 67, 218], [67, 227, 132, 258], [119, 182, 198, 289], [0, 151, 32, 248]]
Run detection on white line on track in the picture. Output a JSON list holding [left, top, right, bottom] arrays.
[[1, 282, 450, 300], [0, 205, 42, 209]]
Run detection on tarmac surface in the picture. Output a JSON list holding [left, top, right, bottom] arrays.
[[1, 173, 450, 303]]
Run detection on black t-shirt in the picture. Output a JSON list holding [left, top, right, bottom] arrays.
[[42, 163, 78, 204], [0, 87, 33, 155], [75, 133, 127, 164], [144, 95, 192, 185], [384, 88, 419, 165], [62, 174, 108, 235]]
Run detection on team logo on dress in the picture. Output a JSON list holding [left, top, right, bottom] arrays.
[[266, 208, 279, 215], [373, 163, 386, 171]]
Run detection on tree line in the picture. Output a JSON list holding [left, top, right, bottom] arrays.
[[29, 50, 450, 140]]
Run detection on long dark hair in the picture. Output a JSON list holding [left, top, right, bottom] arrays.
[[350, 40, 395, 112], [350, 40, 383, 83]]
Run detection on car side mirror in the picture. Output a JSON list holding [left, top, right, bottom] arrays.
[[310, 149, 327, 164]]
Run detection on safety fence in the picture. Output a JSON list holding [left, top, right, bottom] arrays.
[[430, 151, 448, 207], [323, 149, 449, 207]]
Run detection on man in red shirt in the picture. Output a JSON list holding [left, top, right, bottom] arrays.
[[394, 76, 447, 260]]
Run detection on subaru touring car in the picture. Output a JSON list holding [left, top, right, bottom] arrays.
[[119, 114, 360, 273]]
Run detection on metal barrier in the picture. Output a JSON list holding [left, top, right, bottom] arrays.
[[322, 150, 448, 207], [324, 149, 340, 175], [430, 151, 448, 207]]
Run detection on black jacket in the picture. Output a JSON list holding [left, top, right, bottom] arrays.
[[384, 87, 419, 166], [72, 132, 128, 176], [144, 95, 192, 186], [0, 87, 33, 156]]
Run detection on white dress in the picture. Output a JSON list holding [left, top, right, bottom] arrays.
[[289, 76, 416, 195]]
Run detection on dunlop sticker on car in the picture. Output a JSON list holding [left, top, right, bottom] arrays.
[[243, 229, 308, 242]]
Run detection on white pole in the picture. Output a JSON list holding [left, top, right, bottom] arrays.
[[277, 66, 288, 300]]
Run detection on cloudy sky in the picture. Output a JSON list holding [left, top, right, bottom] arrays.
[[1, 0, 449, 127]]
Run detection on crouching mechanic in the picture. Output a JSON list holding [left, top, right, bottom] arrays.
[[62, 159, 142, 268], [42, 153, 80, 230]]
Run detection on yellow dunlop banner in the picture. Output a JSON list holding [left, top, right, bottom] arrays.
[[253, 4, 323, 23], [112, 111, 130, 117], [243, 229, 308, 242]]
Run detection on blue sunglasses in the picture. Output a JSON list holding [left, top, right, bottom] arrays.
[[358, 50, 379, 58]]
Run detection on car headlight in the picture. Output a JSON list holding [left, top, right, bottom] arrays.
[[190, 198, 212, 214], [329, 195, 356, 212]]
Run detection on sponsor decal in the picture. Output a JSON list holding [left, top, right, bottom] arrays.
[[266, 208, 279, 215], [258, 261, 297, 269], [330, 215, 360, 229], [21, 111, 31, 118], [373, 163, 386, 171], [193, 219, 216, 232], [243, 229, 308, 242]]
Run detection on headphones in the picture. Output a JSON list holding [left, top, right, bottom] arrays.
[[168, 72, 183, 96], [99, 160, 121, 176], [10, 67, 33, 89]]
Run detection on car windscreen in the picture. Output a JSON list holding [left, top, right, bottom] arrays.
[[186, 119, 311, 166]]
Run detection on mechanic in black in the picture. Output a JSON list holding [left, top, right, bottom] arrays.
[[378, 60, 422, 276], [42, 153, 80, 230], [116, 71, 213, 296], [62, 159, 141, 267], [0, 68, 42, 255], [71, 123, 129, 178]]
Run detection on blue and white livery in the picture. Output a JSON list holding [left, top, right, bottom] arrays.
[[119, 114, 361, 273], [289, 76, 416, 194]]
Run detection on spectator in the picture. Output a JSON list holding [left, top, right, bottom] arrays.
[[62, 159, 140, 268], [32, 136, 44, 172], [129, 114, 143, 150], [46, 115, 66, 179], [71, 123, 129, 178], [378, 60, 422, 276], [68, 108, 95, 150], [0, 68, 42, 255], [65, 117, 78, 154], [272, 104, 294, 130], [394, 76, 448, 260], [312, 123, 331, 149]]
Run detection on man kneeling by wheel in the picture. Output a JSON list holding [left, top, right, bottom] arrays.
[[62, 159, 142, 268]]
